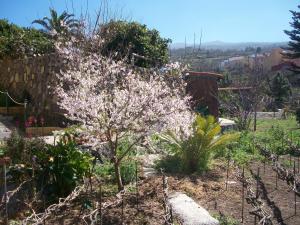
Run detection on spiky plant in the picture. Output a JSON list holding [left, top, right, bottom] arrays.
[[159, 115, 239, 173], [32, 8, 80, 37]]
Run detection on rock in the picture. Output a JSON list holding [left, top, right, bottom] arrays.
[[168, 192, 219, 225]]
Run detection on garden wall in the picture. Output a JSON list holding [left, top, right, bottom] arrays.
[[0, 54, 65, 125]]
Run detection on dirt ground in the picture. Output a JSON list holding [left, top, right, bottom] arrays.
[[167, 160, 300, 225], [2, 159, 300, 225]]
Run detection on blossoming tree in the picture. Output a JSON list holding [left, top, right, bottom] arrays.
[[55, 40, 194, 190]]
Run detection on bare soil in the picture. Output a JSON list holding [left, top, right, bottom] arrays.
[[2, 159, 300, 224]]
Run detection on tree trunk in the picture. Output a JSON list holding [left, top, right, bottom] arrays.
[[114, 160, 123, 191]]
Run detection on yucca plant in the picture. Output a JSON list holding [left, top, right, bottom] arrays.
[[159, 115, 239, 173]]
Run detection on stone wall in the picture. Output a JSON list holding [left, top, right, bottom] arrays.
[[0, 54, 64, 125]]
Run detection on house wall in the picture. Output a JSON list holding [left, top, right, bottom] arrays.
[[0, 54, 64, 125]]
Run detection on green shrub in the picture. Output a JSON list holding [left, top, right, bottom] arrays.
[[157, 115, 239, 173], [95, 159, 137, 185], [0, 19, 54, 59], [33, 141, 92, 201], [94, 137, 138, 185], [230, 132, 263, 165]]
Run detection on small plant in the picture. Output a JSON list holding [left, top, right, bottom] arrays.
[[214, 213, 239, 225], [95, 138, 137, 185], [157, 115, 239, 173], [230, 132, 263, 166], [33, 141, 92, 201]]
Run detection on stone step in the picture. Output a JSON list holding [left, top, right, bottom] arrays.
[[168, 192, 219, 225], [143, 167, 157, 177], [0, 115, 13, 121]]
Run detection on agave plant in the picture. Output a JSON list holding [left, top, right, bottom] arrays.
[[32, 8, 80, 37], [159, 115, 239, 173]]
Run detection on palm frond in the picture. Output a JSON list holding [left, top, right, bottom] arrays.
[[32, 19, 51, 31]]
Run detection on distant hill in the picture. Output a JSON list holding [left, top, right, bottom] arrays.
[[170, 41, 288, 50]]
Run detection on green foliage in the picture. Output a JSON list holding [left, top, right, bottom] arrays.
[[269, 73, 291, 108], [95, 160, 136, 185], [5, 132, 92, 200], [100, 20, 171, 67], [0, 19, 54, 59], [230, 132, 262, 166], [33, 141, 92, 200], [214, 213, 239, 225], [95, 137, 138, 185], [296, 108, 300, 125], [157, 115, 239, 173], [284, 5, 300, 60]]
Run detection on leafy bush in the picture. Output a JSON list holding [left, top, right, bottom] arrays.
[[33, 141, 92, 200], [0, 19, 54, 59], [157, 115, 239, 173], [5, 132, 92, 201], [100, 20, 171, 67], [230, 132, 262, 165]]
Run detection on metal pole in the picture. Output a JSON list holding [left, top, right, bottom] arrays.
[[226, 155, 230, 191], [256, 167, 260, 198], [99, 183, 102, 225], [136, 160, 139, 211], [242, 167, 245, 223], [5, 93, 8, 115], [24, 99, 27, 130], [275, 170, 278, 190], [121, 193, 124, 225], [297, 156, 300, 173], [294, 161, 297, 215], [4, 164, 8, 225], [255, 167, 260, 225]]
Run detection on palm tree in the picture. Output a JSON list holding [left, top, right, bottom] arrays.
[[159, 115, 239, 173], [33, 8, 80, 37]]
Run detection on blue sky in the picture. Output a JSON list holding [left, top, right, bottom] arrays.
[[0, 0, 299, 43]]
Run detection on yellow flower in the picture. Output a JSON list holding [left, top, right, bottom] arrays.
[[49, 157, 54, 162]]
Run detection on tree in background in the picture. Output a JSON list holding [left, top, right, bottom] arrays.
[[284, 5, 300, 73], [33, 8, 80, 38], [269, 73, 291, 109], [99, 20, 171, 67], [0, 19, 54, 59]]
